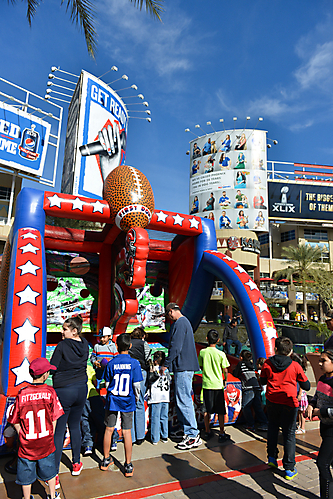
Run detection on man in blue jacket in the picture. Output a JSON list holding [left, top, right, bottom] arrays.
[[164, 303, 202, 450]]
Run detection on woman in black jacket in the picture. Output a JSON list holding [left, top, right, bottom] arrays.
[[51, 316, 89, 478]]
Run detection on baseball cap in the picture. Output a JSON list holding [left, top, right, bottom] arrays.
[[29, 357, 57, 376], [325, 310, 333, 320], [165, 303, 180, 315], [95, 326, 113, 337]]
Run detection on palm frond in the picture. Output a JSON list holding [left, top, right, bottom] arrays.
[[63, 0, 97, 57], [129, 0, 164, 21]]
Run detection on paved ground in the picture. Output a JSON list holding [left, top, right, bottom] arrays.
[[145, 458, 320, 499], [0, 421, 321, 499]]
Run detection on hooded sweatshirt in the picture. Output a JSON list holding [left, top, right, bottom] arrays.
[[260, 354, 310, 407], [51, 337, 89, 388]]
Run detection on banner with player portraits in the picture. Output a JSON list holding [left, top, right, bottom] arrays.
[[189, 129, 268, 232]]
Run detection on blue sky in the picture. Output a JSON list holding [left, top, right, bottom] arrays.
[[1, 0, 333, 214]]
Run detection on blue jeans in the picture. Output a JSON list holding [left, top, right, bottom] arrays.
[[266, 400, 298, 471], [81, 395, 106, 448], [225, 338, 242, 357], [132, 369, 147, 442], [242, 389, 268, 427], [54, 382, 87, 470], [173, 371, 199, 438], [16, 452, 57, 486], [150, 402, 169, 443]]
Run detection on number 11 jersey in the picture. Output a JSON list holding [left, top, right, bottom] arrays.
[[8, 383, 64, 460], [104, 353, 143, 412]]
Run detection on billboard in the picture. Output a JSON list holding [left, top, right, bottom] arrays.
[[189, 129, 268, 232], [0, 101, 51, 176], [61, 70, 128, 199], [268, 181, 333, 222]]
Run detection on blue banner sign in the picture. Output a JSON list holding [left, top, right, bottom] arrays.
[[0, 102, 51, 176]]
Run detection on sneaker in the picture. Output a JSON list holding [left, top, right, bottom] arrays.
[[72, 462, 83, 476], [135, 438, 144, 445], [47, 492, 61, 499], [177, 434, 202, 450], [111, 441, 118, 451], [124, 462, 134, 477], [258, 425, 268, 431], [83, 446, 93, 456], [285, 468, 298, 480], [244, 425, 255, 431], [152, 441, 158, 445], [161, 438, 168, 443], [218, 433, 230, 444], [100, 455, 114, 471], [203, 431, 214, 441], [170, 428, 184, 439], [267, 457, 278, 468]]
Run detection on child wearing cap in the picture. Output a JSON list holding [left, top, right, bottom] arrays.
[[90, 326, 117, 382], [7, 357, 64, 499]]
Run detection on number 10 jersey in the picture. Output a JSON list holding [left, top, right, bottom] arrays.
[[104, 353, 143, 412]]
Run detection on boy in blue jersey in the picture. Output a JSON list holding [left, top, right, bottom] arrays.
[[100, 333, 143, 477]]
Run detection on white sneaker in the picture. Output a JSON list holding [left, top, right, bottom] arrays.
[[177, 434, 202, 450]]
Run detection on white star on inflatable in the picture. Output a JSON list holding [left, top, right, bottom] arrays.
[[189, 217, 200, 229], [11, 357, 32, 386], [13, 319, 39, 344], [156, 211, 168, 223], [245, 280, 258, 291], [254, 298, 269, 313], [72, 197, 85, 211], [17, 260, 40, 276], [263, 326, 278, 340], [173, 214, 184, 226], [222, 254, 233, 261], [91, 200, 105, 213], [47, 194, 63, 208], [16, 285, 40, 305], [234, 265, 246, 273], [19, 243, 39, 255], [21, 231, 38, 240]]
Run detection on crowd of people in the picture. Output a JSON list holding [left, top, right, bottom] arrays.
[[6, 304, 333, 499]]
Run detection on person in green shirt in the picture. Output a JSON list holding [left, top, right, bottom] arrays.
[[198, 329, 230, 443]]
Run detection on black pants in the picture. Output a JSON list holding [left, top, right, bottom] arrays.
[[266, 400, 298, 471], [54, 382, 87, 471], [317, 424, 333, 498]]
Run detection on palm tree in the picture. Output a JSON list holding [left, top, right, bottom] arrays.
[[274, 244, 323, 318], [8, 0, 164, 57]]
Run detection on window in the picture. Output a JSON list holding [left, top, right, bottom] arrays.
[[281, 230, 295, 242], [0, 187, 11, 201], [258, 234, 269, 245], [304, 229, 328, 241]]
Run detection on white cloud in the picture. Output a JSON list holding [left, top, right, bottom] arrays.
[[294, 41, 333, 91], [96, 0, 200, 83]]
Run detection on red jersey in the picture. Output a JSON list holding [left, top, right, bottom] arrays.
[[8, 383, 64, 460], [261, 358, 308, 407]]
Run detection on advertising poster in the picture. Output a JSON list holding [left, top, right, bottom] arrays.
[[0, 101, 51, 176], [47, 277, 94, 332], [268, 181, 333, 222], [189, 129, 268, 232], [62, 70, 128, 199]]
